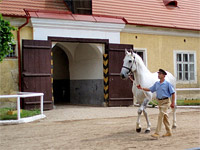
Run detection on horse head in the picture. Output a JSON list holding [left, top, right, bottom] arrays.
[[120, 49, 137, 79]]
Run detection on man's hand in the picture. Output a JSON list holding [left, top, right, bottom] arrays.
[[136, 85, 150, 91], [170, 103, 175, 108], [137, 84, 142, 89], [171, 93, 175, 108]]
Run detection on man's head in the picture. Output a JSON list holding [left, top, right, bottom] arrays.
[[157, 69, 167, 79]]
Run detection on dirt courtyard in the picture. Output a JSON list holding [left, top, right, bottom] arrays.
[[0, 106, 200, 150]]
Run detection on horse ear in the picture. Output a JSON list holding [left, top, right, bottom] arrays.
[[130, 49, 134, 55], [125, 49, 128, 55]]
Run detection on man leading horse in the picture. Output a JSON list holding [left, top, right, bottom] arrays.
[[120, 50, 177, 138], [137, 69, 175, 139]]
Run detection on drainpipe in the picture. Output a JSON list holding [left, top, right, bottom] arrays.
[[17, 9, 30, 91]]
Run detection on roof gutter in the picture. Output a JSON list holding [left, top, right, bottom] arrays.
[[126, 22, 200, 32], [17, 9, 30, 91], [2, 14, 27, 18]]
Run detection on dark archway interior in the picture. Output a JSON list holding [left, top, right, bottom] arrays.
[[52, 42, 105, 106], [53, 46, 70, 104]]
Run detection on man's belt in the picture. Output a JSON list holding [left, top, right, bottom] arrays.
[[158, 97, 169, 100]]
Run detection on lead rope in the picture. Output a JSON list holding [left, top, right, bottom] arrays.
[[130, 76, 174, 115], [129, 77, 158, 107], [128, 55, 158, 107]]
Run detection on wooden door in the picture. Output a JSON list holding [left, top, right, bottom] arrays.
[[22, 40, 53, 110], [108, 44, 134, 106]]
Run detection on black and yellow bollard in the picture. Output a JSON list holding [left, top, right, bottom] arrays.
[[103, 54, 109, 106]]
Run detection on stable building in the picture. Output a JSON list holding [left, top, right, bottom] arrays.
[[92, 0, 200, 100], [0, 0, 199, 109]]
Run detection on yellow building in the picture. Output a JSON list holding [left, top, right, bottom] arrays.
[[120, 26, 200, 99], [0, 0, 199, 108], [92, 0, 200, 100]]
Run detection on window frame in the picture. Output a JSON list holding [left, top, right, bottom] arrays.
[[134, 48, 148, 67], [173, 50, 197, 84], [5, 44, 18, 59]]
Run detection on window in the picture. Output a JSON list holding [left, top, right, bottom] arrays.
[[174, 51, 196, 82], [64, 0, 92, 15], [135, 48, 147, 66], [6, 44, 16, 58], [163, 0, 178, 7]]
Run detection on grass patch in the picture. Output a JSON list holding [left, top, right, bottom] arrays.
[[0, 108, 40, 120], [177, 99, 200, 106], [149, 100, 158, 107]]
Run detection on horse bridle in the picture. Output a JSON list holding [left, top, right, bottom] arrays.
[[122, 56, 136, 74]]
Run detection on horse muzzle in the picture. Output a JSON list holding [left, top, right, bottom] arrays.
[[120, 73, 128, 80], [120, 73, 125, 78]]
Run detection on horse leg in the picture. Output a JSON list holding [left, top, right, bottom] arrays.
[[143, 108, 151, 133], [142, 98, 151, 133], [172, 107, 177, 129], [136, 106, 142, 133]]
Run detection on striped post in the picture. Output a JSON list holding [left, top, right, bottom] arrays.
[[103, 54, 109, 105]]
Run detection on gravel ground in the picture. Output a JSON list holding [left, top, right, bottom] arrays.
[[44, 105, 198, 122], [0, 106, 199, 150]]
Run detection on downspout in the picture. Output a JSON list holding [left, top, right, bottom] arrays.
[[17, 9, 30, 91]]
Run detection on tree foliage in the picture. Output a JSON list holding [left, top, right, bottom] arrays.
[[0, 14, 16, 62]]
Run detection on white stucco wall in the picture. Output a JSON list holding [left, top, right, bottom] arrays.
[[31, 18, 125, 43], [53, 42, 105, 80]]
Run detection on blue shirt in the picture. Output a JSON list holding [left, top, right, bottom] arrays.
[[149, 80, 175, 99]]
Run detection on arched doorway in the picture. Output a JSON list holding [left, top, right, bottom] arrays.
[[59, 42, 104, 106], [52, 45, 70, 104], [52, 42, 105, 106]]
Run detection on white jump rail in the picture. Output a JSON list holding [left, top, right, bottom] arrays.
[[0, 92, 46, 125], [134, 88, 200, 108], [176, 88, 200, 91]]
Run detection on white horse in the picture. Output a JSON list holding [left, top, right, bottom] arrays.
[[120, 49, 177, 133]]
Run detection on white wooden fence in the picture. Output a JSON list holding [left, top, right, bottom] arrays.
[[176, 88, 200, 91], [0, 92, 45, 124]]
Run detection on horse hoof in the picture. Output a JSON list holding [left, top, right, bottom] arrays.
[[145, 130, 150, 134], [172, 125, 177, 129], [136, 128, 141, 133]]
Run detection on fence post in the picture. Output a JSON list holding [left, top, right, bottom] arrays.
[[40, 95, 43, 115], [17, 96, 21, 120]]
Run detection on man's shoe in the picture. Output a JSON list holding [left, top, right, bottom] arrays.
[[162, 132, 172, 137], [151, 133, 159, 139]]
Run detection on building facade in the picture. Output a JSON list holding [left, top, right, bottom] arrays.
[[0, 0, 199, 108]]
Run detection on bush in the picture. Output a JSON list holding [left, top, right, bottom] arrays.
[[0, 14, 16, 62]]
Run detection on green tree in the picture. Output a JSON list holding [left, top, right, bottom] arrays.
[[0, 14, 16, 62]]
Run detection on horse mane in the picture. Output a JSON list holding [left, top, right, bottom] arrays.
[[132, 52, 150, 73]]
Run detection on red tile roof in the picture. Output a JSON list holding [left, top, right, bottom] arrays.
[[92, 0, 200, 31], [0, 0, 125, 24], [0, 0, 69, 16], [27, 9, 125, 24], [1, 0, 199, 30]]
